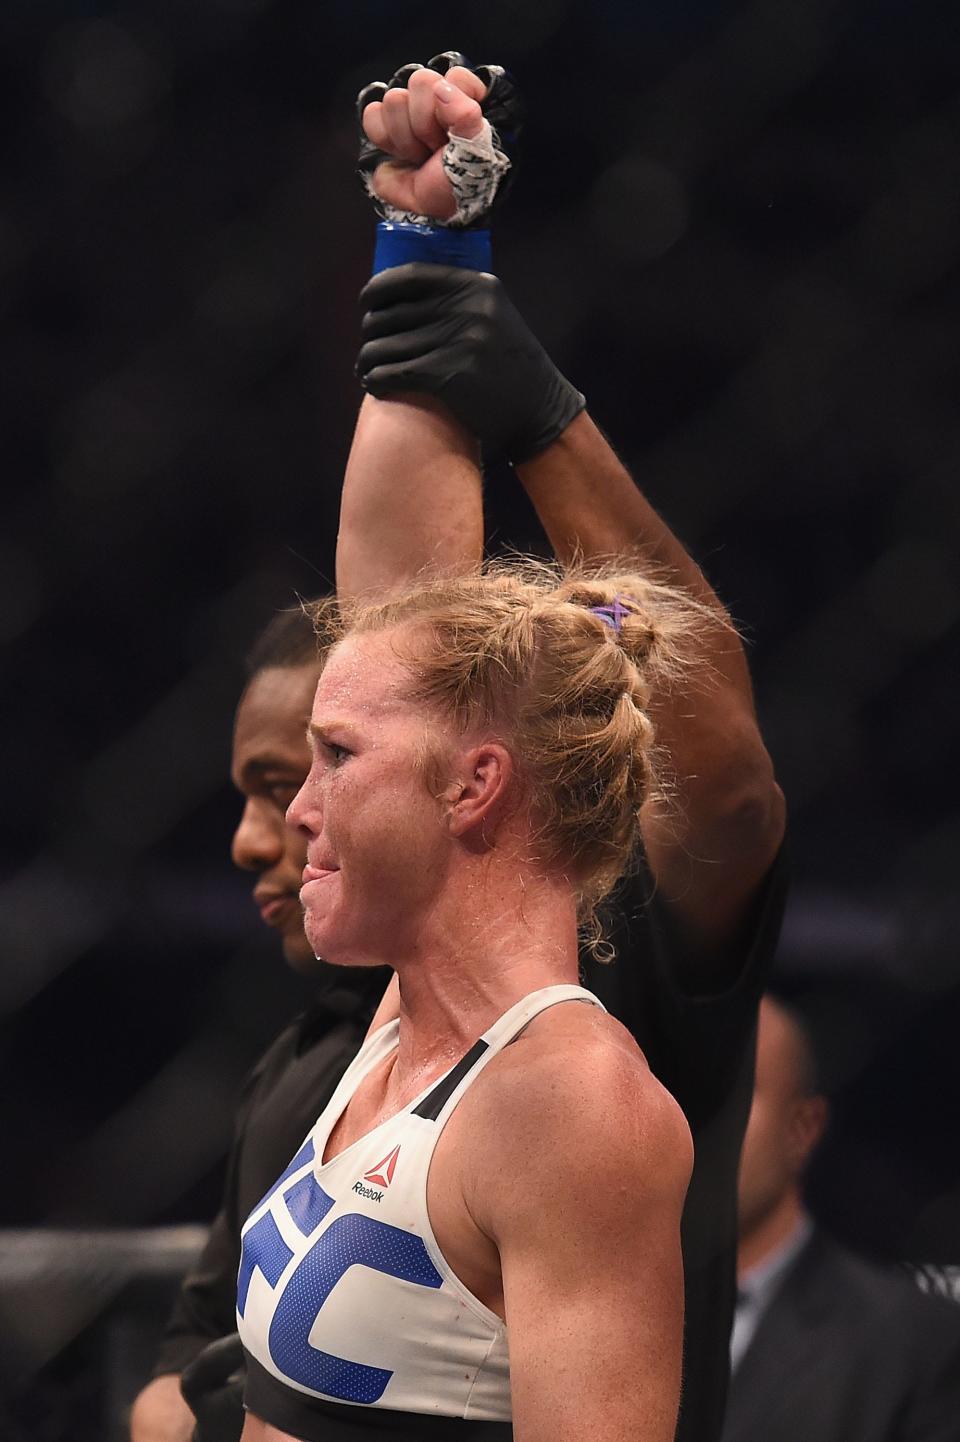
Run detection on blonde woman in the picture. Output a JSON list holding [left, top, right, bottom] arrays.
[[236, 565, 702, 1442]]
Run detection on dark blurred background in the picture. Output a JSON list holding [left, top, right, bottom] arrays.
[[2, 0, 959, 1435]]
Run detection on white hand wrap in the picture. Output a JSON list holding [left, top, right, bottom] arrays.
[[368, 119, 511, 229], [440, 119, 511, 226]]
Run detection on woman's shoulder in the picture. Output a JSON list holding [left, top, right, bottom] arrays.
[[504, 991, 653, 1086], [468, 997, 691, 1189]]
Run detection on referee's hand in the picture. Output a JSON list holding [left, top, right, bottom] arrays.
[[179, 1333, 245, 1442], [358, 266, 586, 464]]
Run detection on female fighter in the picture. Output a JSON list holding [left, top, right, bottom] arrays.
[[234, 563, 706, 1442]]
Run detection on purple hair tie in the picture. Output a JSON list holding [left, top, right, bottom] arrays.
[[588, 595, 630, 633]]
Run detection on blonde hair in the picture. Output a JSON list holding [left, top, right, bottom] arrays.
[[308, 559, 719, 958]]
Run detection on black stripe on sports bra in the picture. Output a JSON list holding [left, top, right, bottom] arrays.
[[412, 1039, 490, 1121]]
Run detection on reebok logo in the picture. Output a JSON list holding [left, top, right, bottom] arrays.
[[352, 1180, 385, 1203], [362, 1144, 401, 1189]]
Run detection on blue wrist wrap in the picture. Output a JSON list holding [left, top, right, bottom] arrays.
[[372, 222, 493, 276]]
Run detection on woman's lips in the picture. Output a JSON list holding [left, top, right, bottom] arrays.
[[300, 864, 339, 903], [302, 864, 337, 885]]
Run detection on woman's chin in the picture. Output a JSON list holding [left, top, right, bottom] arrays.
[[304, 922, 390, 971], [303, 913, 355, 968], [304, 919, 333, 962]]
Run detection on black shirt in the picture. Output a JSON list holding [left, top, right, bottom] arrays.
[[156, 848, 787, 1442]]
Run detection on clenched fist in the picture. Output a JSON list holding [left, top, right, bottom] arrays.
[[357, 52, 522, 226]]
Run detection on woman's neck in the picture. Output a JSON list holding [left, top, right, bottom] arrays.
[[388, 866, 580, 1090]]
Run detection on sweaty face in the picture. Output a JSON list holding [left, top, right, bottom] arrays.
[[231, 663, 319, 973], [287, 632, 453, 969]]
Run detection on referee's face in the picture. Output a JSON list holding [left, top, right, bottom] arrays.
[[231, 662, 319, 973]]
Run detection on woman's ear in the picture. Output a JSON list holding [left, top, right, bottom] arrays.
[[443, 743, 514, 841]]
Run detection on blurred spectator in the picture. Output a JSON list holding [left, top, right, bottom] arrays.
[[722, 995, 960, 1442]]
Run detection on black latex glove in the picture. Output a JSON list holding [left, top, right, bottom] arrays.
[[180, 1333, 246, 1442], [357, 263, 586, 464], [356, 51, 524, 226]]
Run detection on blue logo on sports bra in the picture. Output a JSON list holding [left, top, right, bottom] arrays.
[[239, 1161, 443, 1404]]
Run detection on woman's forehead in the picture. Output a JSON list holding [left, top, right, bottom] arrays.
[[314, 631, 411, 717]]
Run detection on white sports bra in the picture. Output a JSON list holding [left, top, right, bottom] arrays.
[[237, 983, 604, 1432]]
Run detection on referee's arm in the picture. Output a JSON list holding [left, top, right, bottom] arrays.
[[516, 412, 785, 977], [129, 1376, 193, 1442], [130, 1206, 239, 1440]]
